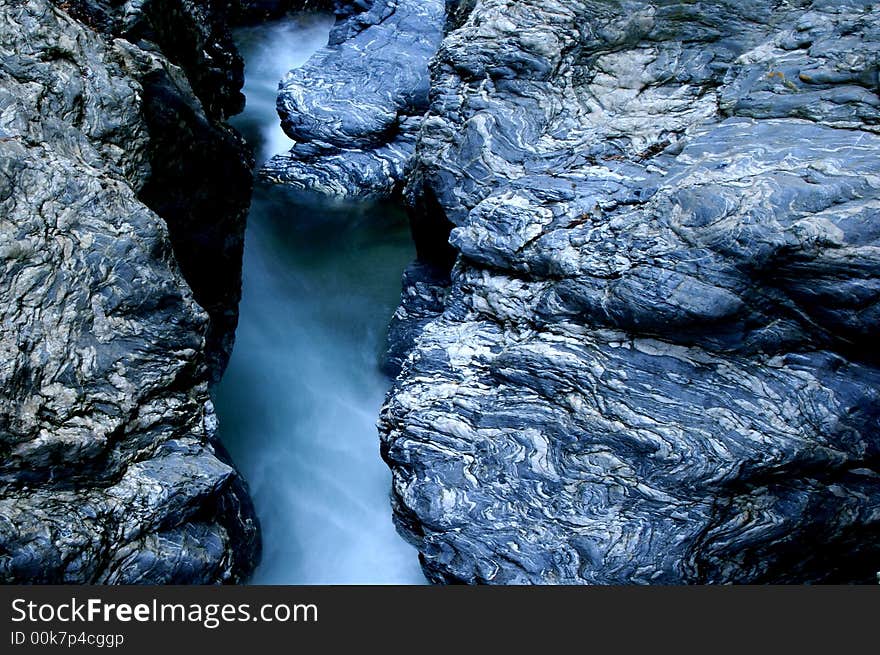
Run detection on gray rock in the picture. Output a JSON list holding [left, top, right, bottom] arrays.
[[265, 0, 447, 198], [383, 262, 450, 377], [0, 0, 258, 583], [272, 0, 880, 582], [59, 0, 255, 379], [378, 0, 880, 584]]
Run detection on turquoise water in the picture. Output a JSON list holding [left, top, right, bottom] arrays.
[[213, 15, 425, 584]]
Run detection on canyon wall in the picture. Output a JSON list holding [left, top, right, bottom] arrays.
[[0, 0, 258, 583], [277, 0, 880, 583]]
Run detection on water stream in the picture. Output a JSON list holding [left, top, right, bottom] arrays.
[[213, 14, 425, 584]]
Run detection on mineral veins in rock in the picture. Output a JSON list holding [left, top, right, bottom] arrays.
[[381, 0, 880, 584], [267, 0, 447, 198], [272, 0, 880, 583], [0, 0, 258, 583]]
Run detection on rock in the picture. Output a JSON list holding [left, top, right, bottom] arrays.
[[265, 0, 447, 198], [383, 262, 450, 377], [59, 0, 255, 379], [61, 0, 247, 118], [377, 0, 880, 584], [0, 0, 258, 583]]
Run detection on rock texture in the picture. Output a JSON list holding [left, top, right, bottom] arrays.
[[382, 0, 880, 584], [273, 0, 880, 583], [266, 0, 447, 198], [60, 0, 254, 379], [0, 0, 258, 583], [383, 261, 451, 378]]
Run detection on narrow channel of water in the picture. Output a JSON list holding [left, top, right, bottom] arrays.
[[213, 14, 425, 584]]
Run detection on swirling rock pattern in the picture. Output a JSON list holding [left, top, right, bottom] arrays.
[[266, 0, 447, 198], [377, 0, 880, 583], [59, 0, 255, 379], [266, 1, 880, 581], [0, 0, 258, 583]]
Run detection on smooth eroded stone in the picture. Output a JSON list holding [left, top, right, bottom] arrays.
[[379, 0, 880, 584], [0, 0, 259, 584], [266, 0, 447, 198]]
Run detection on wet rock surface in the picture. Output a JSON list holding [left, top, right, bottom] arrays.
[[58, 0, 255, 379], [266, 0, 447, 198], [271, 0, 880, 583], [0, 0, 258, 583], [380, 0, 880, 584]]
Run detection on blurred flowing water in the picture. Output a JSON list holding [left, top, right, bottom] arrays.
[[213, 14, 425, 584]]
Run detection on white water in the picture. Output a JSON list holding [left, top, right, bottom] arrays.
[[230, 15, 335, 164], [214, 15, 426, 584]]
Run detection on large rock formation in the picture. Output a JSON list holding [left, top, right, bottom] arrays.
[[277, 0, 880, 583], [266, 0, 447, 198], [60, 0, 255, 379], [0, 0, 258, 583]]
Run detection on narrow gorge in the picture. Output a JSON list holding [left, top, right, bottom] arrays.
[[212, 14, 424, 584], [1, 0, 879, 585]]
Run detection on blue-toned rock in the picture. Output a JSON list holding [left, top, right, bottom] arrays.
[[380, 0, 880, 584], [266, 0, 447, 198]]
